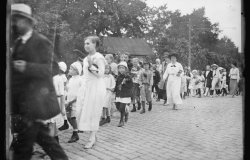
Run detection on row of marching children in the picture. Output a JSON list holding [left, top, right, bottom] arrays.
[[48, 35, 164, 149], [180, 63, 242, 99]]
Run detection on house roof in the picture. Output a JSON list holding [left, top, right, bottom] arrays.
[[102, 37, 154, 56]]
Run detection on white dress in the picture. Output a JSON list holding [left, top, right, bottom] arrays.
[[76, 52, 106, 131], [163, 62, 183, 105], [48, 74, 67, 124], [103, 74, 116, 109], [66, 75, 82, 117]]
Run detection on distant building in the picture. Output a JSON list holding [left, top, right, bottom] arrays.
[[102, 37, 154, 58]]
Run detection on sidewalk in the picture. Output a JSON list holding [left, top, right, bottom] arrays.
[[32, 96, 243, 160]]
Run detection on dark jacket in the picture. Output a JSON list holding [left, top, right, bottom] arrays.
[[11, 31, 60, 120], [204, 70, 213, 84], [153, 70, 161, 85], [114, 73, 133, 98]]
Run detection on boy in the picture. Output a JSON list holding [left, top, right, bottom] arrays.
[[139, 61, 153, 114]]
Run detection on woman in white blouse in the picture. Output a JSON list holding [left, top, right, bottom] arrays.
[[229, 62, 240, 97], [163, 53, 183, 110]]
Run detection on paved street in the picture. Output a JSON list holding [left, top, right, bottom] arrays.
[[33, 95, 243, 160]]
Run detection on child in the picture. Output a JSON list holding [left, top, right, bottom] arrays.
[[65, 62, 82, 143], [105, 54, 118, 78], [55, 62, 70, 131], [99, 65, 116, 126], [194, 70, 204, 98], [114, 61, 133, 127], [130, 58, 142, 112], [180, 73, 187, 99], [48, 61, 67, 143], [220, 69, 227, 96], [152, 65, 161, 100], [199, 71, 205, 96], [189, 70, 196, 97], [139, 61, 153, 114]]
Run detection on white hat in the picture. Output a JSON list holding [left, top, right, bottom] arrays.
[[192, 70, 198, 74], [118, 61, 128, 69], [70, 61, 82, 75], [11, 3, 37, 23], [211, 64, 218, 68], [58, 62, 67, 73]]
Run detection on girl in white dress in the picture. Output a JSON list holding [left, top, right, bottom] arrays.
[[163, 53, 183, 110], [65, 62, 82, 143], [76, 36, 106, 149], [99, 65, 116, 126]]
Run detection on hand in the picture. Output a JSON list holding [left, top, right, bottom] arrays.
[[13, 60, 26, 72], [176, 73, 181, 77]]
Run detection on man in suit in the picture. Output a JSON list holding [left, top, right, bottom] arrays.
[[204, 65, 213, 96], [10, 3, 68, 160]]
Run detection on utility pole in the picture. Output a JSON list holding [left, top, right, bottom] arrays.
[[188, 18, 191, 68]]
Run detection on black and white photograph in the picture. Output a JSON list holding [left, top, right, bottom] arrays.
[[6, 0, 243, 159]]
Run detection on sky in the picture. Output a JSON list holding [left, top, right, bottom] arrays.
[[145, 0, 242, 52]]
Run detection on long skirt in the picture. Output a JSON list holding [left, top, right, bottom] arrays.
[[158, 80, 167, 100], [77, 77, 106, 131], [229, 79, 238, 95], [167, 75, 182, 105]]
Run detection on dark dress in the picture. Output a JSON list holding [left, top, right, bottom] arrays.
[[204, 70, 213, 88]]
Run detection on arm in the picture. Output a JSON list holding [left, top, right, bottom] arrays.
[[177, 63, 184, 77], [150, 72, 153, 86], [90, 57, 106, 78], [162, 65, 169, 81], [237, 68, 240, 82]]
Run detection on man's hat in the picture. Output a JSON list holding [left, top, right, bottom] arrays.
[[168, 52, 178, 59], [11, 3, 37, 24], [211, 64, 218, 68], [163, 52, 169, 58]]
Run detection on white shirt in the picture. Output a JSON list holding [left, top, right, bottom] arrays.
[[20, 29, 33, 44], [66, 75, 82, 102], [53, 74, 67, 96], [229, 67, 240, 80], [212, 69, 221, 78], [163, 62, 183, 80]]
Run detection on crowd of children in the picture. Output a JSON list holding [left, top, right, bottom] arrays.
[[50, 51, 242, 148]]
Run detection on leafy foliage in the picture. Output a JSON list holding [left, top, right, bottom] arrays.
[[11, 0, 242, 71]]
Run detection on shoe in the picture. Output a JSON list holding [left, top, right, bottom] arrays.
[[68, 131, 79, 143], [156, 99, 160, 102], [173, 104, 178, 110], [140, 109, 145, 114], [99, 118, 107, 126], [106, 116, 111, 123], [137, 102, 141, 110], [84, 135, 97, 149], [131, 105, 136, 112], [58, 120, 69, 131], [148, 102, 152, 111], [125, 112, 129, 123], [78, 130, 84, 133], [84, 140, 95, 149], [118, 121, 124, 127], [163, 100, 167, 105]]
